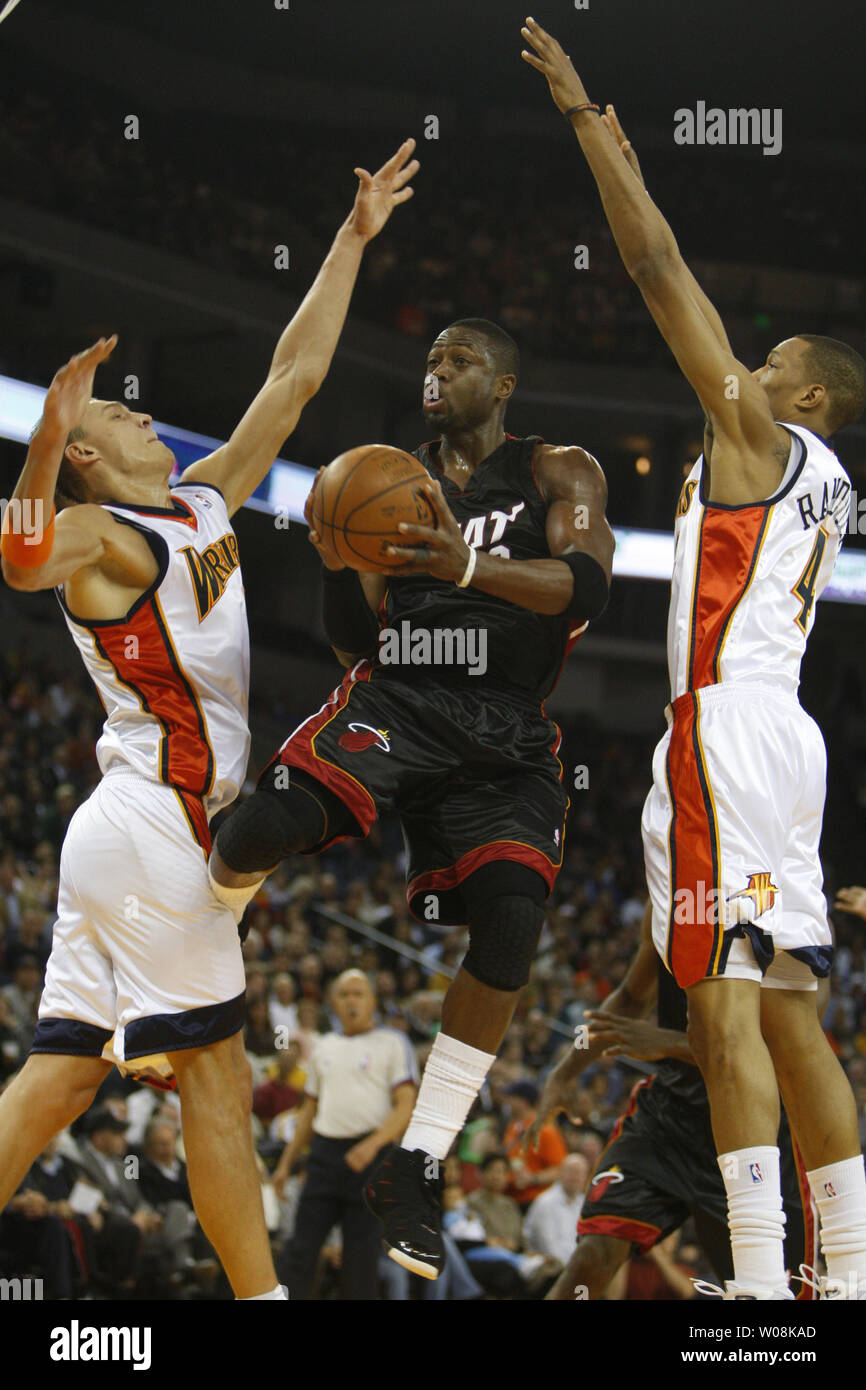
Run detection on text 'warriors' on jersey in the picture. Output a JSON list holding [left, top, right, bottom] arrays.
[[56, 482, 250, 818], [667, 424, 850, 699]]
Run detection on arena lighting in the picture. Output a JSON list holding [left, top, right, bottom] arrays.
[[2, 372, 865, 604]]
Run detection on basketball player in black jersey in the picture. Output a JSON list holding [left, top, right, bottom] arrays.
[[533, 904, 820, 1301], [208, 316, 615, 1278]]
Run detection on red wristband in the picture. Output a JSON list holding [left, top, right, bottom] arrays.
[[1, 503, 56, 568]]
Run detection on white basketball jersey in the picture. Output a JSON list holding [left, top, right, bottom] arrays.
[[57, 481, 250, 825], [668, 424, 851, 699]]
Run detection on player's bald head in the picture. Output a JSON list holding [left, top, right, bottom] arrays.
[[440, 318, 520, 382]]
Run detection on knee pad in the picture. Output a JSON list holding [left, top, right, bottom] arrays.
[[462, 894, 545, 993], [215, 781, 329, 873]]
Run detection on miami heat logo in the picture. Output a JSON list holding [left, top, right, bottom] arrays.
[[727, 872, 778, 921], [338, 723, 391, 754], [587, 1167, 624, 1202]]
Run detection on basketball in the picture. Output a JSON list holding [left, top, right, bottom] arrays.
[[311, 443, 437, 571]]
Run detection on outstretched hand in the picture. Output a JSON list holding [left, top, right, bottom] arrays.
[[520, 16, 590, 114], [835, 886, 866, 921], [38, 336, 118, 441], [347, 138, 419, 243], [584, 1009, 671, 1062]]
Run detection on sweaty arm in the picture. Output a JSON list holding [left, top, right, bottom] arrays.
[[521, 20, 790, 505], [386, 449, 614, 620]]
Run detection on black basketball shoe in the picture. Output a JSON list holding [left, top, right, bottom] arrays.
[[364, 1147, 445, 1279]]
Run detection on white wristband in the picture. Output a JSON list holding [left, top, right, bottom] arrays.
[[457, 546, 477, 588]]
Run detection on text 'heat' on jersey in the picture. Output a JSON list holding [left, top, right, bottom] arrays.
[[668, 424, 850, 700], [56, 482, 250, 818], [380, 434, 587, 701]]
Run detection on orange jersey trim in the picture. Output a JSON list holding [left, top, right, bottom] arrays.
[[687, 505, 772, 690], [92, 596, 214, 798], [663, 692, 722, 989]]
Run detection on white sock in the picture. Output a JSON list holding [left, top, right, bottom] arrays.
[[401, 1032, 495, 1161], [208, 861, 264, 925], [237, 1284, 288, 1300], [808, 1156, 866, 1286], [718, 1146, 787, 1291]]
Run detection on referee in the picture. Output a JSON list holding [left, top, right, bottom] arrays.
[[272, 970, 418, 1299]]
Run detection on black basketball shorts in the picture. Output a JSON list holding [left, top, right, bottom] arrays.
[[261, 660, 569, 925], [577, 1076, 817, 1296]]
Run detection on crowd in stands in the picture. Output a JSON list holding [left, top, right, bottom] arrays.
[[2, 632, 865, 1298], [1, 68, 863, 383]]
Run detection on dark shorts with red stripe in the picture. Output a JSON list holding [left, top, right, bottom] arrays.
[[578, 1076, 816, 1294], [264, 660, 568, 925]]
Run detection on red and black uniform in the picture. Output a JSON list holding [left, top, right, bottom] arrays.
[[576, 962, 818, 1293], [266, 435, 586, 924]]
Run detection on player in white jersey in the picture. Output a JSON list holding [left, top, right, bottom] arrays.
[[0, 140, 418, 1300], [524, 19, 866, 1299]]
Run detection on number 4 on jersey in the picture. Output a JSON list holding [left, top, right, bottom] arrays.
[[791, 526, 829, 633]]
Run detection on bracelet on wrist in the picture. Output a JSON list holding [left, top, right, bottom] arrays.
[[457, 546, 478, 588], [564, 102, 600, 120]]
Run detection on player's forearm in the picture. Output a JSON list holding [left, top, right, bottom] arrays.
[[468, 552, 574, 616], [651, 1028, 695, 1064], [568, 111, 680, 280], [321, 566, 380, 657], [277, 1099, 316, 1171], [267, 221, 366, 390], [1, 429, 71, 587], [7, 423, 65, 517], [598, 983, 646, 1022], [546, 1034, 605, 1087]]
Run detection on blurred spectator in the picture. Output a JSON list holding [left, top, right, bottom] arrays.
[[244, 997, 278, 1059], [268, 973, 299, 1037], [522, 1153, 589, 1265], [0, 1135, 85, 1298], [462, 1152, 560, 1298], [252, 1043, 303, 1125], [272, 971, 417, 1299], [1, 954, 43, 1042], [70, 1108, 161, 1290], [502, 1080, 567, 1206]]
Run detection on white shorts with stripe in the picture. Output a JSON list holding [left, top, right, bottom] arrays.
[[640, 682, 831, 991], [34, 767, 246, 1070]]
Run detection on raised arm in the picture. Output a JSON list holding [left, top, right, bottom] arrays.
[[521, 19, 791, 505], [1, 337, 156, 600], [182, 140, 419, 517]]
